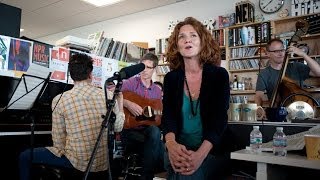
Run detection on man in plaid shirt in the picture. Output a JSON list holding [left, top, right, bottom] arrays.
[[19, 53, 125, 180]]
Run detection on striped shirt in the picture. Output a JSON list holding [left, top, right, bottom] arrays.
[[121, 76, 161, 99], [46, 81, 125, 172]]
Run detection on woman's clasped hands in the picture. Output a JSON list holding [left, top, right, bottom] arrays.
[[166, 140, 205, 175]]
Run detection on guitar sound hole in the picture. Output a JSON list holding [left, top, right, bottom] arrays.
[[135, 106, 155, 121], [143, 106, 154, 118]]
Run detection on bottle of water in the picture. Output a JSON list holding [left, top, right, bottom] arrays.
[[250, 126, 263, 153], [273, 127, 287, 156]]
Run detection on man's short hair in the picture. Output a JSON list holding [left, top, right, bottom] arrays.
[[266, 38, 284, 51], [141, 53, 159, 67], [69, 53, 93, 81]]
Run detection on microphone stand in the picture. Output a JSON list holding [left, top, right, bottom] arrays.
[[83, 74, 123, 180]]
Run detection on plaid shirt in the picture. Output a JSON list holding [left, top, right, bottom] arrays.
[[46, 81, 125, 172]]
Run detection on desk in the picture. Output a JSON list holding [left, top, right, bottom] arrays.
[[227, 122, 316, 152], [231, 149, 320, 180]]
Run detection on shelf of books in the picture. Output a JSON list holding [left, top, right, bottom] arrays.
[[212, 28, 226, 47], [229, 68, 264, 73], [271, 13, 320, 97], [155, 38, 170, 82], [231, 90, 255, 95], [289, 55, 320, 61], [228, 43, 267, 49], [224, 20, 272, 103], [157, 64, 170, 76]]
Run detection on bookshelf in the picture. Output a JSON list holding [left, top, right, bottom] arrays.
[[223, 20, 272, 103], [154, 38, 169, 83], [224, 13, 320, 105], [154, 63, 170, 83], [271, 13, 320, 95], [152, 13, 320, 103]]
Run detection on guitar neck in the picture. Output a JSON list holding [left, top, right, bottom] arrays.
[[270, 55, 290, 108]]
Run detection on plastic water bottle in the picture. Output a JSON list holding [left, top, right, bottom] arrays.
[[273, 127, 287, 156], [250, 126, 263, 153]]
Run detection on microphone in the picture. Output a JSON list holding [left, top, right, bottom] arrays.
[[106, 63, 145, 82]]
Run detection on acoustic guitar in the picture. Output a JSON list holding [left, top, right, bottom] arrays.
[[122, 91, 162, 129]]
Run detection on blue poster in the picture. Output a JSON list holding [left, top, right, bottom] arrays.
[[8, 38, 32, 72]]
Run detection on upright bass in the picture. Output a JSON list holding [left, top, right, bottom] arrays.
[[269, 19, 313, 108]]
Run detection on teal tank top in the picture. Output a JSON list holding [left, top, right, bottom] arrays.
[[178, 92, 203, 150]]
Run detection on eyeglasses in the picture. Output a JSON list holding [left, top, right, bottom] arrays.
[[268, 49, 285, 53]]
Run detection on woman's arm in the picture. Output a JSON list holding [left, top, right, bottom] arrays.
[[162, 72, 191, 171], [202, 67, 229, 146], [165, 132, 192, 173]]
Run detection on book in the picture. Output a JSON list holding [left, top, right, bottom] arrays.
[[87, 31, 104, 54], [125, 43, 141, 63], [218, 13, 235, 28]]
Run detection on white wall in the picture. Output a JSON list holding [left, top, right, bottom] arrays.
[[37, 0, 292, 47]]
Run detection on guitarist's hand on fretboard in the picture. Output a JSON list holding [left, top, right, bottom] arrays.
[[123, 99, 143, 117]]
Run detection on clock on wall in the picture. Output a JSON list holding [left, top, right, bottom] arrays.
[[259, 0, 284, 14]]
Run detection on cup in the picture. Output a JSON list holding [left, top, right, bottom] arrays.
[[265, 107, 288, 122], [228, 103, 242, 121], [242, 103, 263, 122], [304, 134, 320, 160]]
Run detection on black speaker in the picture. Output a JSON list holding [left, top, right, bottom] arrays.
[[0, 3, 21, 38]]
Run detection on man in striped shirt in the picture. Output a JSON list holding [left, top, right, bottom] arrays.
[[19, 53, 125, 180], [121, 53, 164, 180]]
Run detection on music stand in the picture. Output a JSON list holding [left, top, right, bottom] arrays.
[[2, 63, 51, 178], [83, 73, 123, 180]]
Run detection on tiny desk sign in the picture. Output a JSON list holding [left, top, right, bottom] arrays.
[[291, 0, 320, 16], [235, 1, 255, 24]]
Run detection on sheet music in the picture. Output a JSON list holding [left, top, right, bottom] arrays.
[[261, 125, 320, 151], [7, 63, 50, 110]]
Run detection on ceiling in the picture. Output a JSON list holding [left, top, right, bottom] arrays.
[[0, 0, 183, 39]]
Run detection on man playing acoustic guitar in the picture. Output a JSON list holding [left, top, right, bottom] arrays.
[[121, 53, 164, 180]]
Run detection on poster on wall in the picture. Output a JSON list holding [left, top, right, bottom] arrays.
[[91, 55, 103, 87], [8, 38, 33, 77], [50, 47, 70, 83], [67, 50, 104, 87], [101, 57, 119, 88], [32, 41, 52, 68], [49, 48, 108, 87], [0, 35, 12, 76]]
